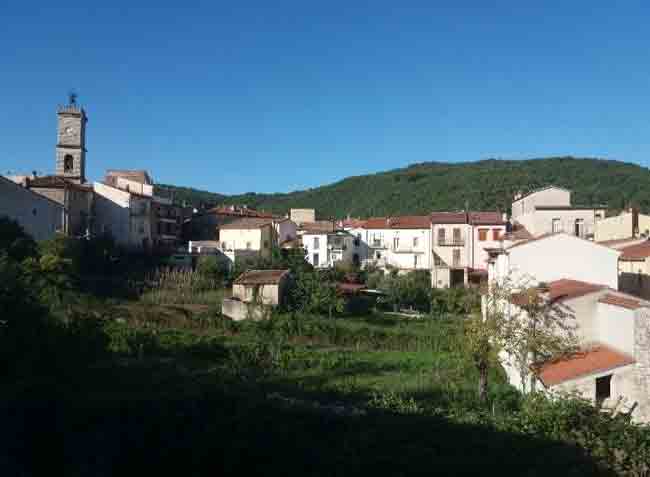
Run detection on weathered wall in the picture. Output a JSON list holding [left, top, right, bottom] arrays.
[[221, 299, 268, 321], [511, 187, 571, 221], [0, 177, 63, 241], [290, 209, 315, 225]]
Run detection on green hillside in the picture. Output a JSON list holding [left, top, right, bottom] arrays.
[[159, 157, 650, 218]]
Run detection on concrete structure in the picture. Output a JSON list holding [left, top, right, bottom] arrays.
[[185, 205, 274, 241], [431, 211, 507, 288], [361, 216, 432, 273], [617, 241, 650, 300], [219, 217, 275, 259], [595, 209, 650, 242], [488, 233, 620, 290], [302, 229, 357, 268], [290, 208, 316, 226], [495, 279, 650, 422], [93, 181, 152, 249], [0, 175, 63, 241], [222, 269, 291, 321], [511, 186, 605, 239]]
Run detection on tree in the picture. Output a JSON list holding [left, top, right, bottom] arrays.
[[467, 279, 578, 403], [290, 270, 344, 318], [502, 285, 579, 393]]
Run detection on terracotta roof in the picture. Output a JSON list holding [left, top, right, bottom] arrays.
[[28, 175, 93, 191], [536, 344, 635, 387], [105, 169, 152, 185], [234, 269, 289, 285], [336, 283, 368, 295], [510, 279, 606, 307], [219, 217, 273, 229], [598, 293, 646, 310], [619, 241, 650, 260], [429, 211, 506, 225], [206, 206, 274, 218], [364, 215, 431, 229], [597, 237, 645, 249], [299, 221, 335, 233], [503, 222, 533, 241], [338, 218, 367, 229]]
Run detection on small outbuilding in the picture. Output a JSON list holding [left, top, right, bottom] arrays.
[[223, 269, 292, 321]]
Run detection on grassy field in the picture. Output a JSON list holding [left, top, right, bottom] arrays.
[[0, 302, 623, 475]]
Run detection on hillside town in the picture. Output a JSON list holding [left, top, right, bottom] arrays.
[[6, 99, 650, 427]]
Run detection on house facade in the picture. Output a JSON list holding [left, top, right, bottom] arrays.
[[302, 229, 356, 268], [219, 217, 275, 260], [595, 209, 650, 242], [511, 186, 605, 239], [431, 211, 507, 288], [617, 241, 650, 300], [361, 216, 432, 273], [223, 269, 291, 321], [0, 175, 63, 241]]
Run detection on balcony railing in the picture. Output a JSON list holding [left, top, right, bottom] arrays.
[[437, 238, 465, 247]]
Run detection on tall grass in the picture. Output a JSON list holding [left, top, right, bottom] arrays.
[[139, 267, 223, 306]]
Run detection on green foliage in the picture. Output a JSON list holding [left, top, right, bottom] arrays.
[[0, 216, 38, 261], [159, 157, 650, 217], [290, 271, 344, 317]]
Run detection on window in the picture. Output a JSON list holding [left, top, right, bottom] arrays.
[[354, 234, 361, 247], [313, 237, 320, 249], [575, 219, 584, 237], [413, 255, 419, 268], [478, 229, 488, 241], [376, 251, 381, 259], [453, 228, 461, 244], [552, 218, 561, 233], [32, 208, 37, 216], [393, 237, 400, 250], [63, 154, 74, 172], [313, 253, 319, 267], [246, 241, 252, 250], [263, 240, 269, 249], [596, 374, 612, 405], [452, 249, 461, 267], [492, 229, 501, 240], [413, 237, 418, 248], [438, 228, 446, 244], [434, 254, 444, 266]]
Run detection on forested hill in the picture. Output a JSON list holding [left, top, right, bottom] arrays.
[[158, 157, 650, 218]]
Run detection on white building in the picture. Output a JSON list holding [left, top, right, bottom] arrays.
[[511, 186, 605, 239], [0, 175, 63, 241], [431, 211, 507, 288], [595, 209, 650, 243], [361, 216, 432, 273], [93, 181, 153, 250], [302, 229, 356, 268]]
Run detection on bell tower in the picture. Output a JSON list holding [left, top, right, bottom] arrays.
[[56, 92, 87, 183]]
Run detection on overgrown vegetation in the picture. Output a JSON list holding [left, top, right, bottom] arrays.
[[3, 217, 650, 475], [160, 157, 650, 216]]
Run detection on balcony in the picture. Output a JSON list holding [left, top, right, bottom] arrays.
[[437, 238, 465, 247], [370, 240, 387, 249], [392, 246, 425, 254]]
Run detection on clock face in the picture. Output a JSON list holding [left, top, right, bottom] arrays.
[[64, 127, 74, 136]]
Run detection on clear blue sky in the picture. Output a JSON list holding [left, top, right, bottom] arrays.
[[2, 1, 650, 194]]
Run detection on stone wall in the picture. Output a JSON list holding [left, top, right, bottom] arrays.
[[633, 308, 650, 422], [222, 299, 270, 321]]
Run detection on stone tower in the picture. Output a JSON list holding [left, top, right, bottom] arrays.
[[55, 95, 87, 183]]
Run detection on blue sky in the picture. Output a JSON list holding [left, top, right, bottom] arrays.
[[2, 1, 650, 194]]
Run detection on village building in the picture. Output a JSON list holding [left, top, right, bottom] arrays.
[[511, 186, 605, 240], [0, 175, 63, 241], [595, 208, 650, 243], [616, 241, 650, 300], [431, 211, 507, 288], [222, 269, 291, 321], [185, 205, 275, 241], [290, 208, 316, 227], [15, 100, 95, 237], [302, 229, 357, 268], [361, 216, 432, 273]]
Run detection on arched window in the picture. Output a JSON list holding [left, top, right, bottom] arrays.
[[64, 154, 74, 172]]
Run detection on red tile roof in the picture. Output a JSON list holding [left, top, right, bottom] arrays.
[[234, 269, 289, 285], [364, 215, 431, 229], [468, 211, 507, 225], [597, 237, 642, 248], [429, 211, 506, 225], [28, 175, 93, 191], [510, 279, 606, 307], [536, 344, 635, 387], [299, 221, 335, 233], [429, 212, 467, 224], [220, 217, 273, 229], [619, 241, 650, 260], [338, 218, 367, 228], [598, 293, 646, 310]]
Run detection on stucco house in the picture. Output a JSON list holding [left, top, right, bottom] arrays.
[[219, 217, 276, 261], [616, 241, 650, 300], [498, 279, 650, 422], [595, 208, 650, 243], [185, 205, 275, 241], [511, 186, 605, 240], [361, 216, 432, 273], [0, 175, 63, 241], [222, 269, 291, 321], [431, 211, 507, 288], [302, 229, 357, 268]]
